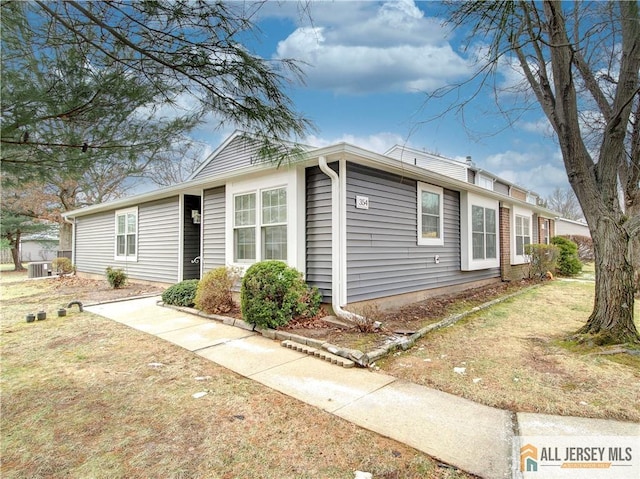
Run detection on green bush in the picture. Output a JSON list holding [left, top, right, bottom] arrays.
[[240, 261, 321, 329], [195, 266, 239, 314], [106, 266, 127, 289], [52, 257, 74, 274], [524, 244, 559, 279], [550, 236, 583, 276], [162, 279, 199, 307]]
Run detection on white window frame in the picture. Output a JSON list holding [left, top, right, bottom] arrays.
[[225, 169, 305, 272], [511, 206, 533, 264], [417, 182, 444, 246], [460, 192, 500, 271], [114, 206, 138, 261], [471, 204, 498, 261], [476, 174, 494, 191]]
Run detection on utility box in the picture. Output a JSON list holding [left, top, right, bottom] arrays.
[[28, 262, 52, 278]]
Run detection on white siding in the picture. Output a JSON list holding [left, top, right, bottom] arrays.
[[386, 146, 468, 182]]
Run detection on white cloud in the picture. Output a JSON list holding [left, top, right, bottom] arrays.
[[305, 131, 409, 154], [274, 1, 470, 94], [480, 148, 568, 197]]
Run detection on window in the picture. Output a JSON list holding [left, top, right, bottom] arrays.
[[460, 192, 500, 271], [233, 187, 287, 263], [471, 205, 497, 260], [261, 188, 287, 260], [115, 207, 137, 261], [418, 182, 444, 246], [477, 174, 494, 191], [515, 215, 531, 256], [234, 193, 256, 262]]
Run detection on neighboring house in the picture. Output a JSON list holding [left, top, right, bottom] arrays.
[[63, 131, 558, 311], [20, 235, 59, 262], [555, 218, 590, 237]]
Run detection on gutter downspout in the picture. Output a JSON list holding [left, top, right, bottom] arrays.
[[318, 156, 365, 324]]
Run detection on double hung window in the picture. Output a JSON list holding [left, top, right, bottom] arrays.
[[417, 182, 444, 246], [233, 187, 287, 263], [115, 207, 137, 260], [471, 205, 497, 260], [515, 215, 531, 256]]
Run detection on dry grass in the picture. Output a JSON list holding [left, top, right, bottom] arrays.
[[379, 278, 640, 422], [1, 275, 473, 479]]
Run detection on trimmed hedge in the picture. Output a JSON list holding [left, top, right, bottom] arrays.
[[240, 261, 321, 329], [162, 279, 199, 307], [551, 236, 583, 276]]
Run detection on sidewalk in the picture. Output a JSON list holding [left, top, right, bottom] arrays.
[[86, 296, 639, 479]]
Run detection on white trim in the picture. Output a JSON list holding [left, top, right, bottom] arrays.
[[114, 206, 138, 262], [417, 182, 445, 246], [225, 169, 302, 271], [476, 174, 494, 191], [460, 192, 500, 271], [511, 206, 533, 264], [178, 195, 184, 281], [339, 159, 348, 304]]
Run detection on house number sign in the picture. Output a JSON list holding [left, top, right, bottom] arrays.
[[355, 196, 370, 209]]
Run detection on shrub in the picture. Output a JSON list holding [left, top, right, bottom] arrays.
[[162, 279, 199, 307], [52, 257, 74, 274], [195, 266, 240, 314], [240, 261, 321, 329], [559, 235, 594, 261], [524, 244, 559, 279], [106, 266, 127, 289], [550, 236, 583, 276]]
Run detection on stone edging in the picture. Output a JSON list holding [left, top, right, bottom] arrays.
[[158, 283, 541, 368]]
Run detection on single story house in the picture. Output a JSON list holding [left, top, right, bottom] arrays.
[[555, 218, 590, 237], [63, 131, 558, 311]]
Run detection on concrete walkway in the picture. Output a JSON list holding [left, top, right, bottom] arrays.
[[86, 297, 639, 479]]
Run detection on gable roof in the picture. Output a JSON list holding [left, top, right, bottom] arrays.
[[64, 133, 558, 219]]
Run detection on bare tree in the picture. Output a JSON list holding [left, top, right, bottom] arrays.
[[146, 141, 209, 187], [444, 1, 639, 343], [546, 187, 584, 222]]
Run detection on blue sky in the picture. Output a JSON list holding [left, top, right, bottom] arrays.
[[191, 0, 568, 198]]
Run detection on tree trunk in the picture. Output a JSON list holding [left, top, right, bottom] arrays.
[[578, 218, 639, 344], [10, 232, 26, 271], [58, 220, 73, 252]]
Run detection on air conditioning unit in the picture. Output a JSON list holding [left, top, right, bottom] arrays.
[[28, 262, 52, 278]]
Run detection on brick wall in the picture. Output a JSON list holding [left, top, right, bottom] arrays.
[[499, 206, 511, 281], [500, 205, 531, 281]]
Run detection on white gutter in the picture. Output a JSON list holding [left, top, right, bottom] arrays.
[[318, 156, 365, 324]]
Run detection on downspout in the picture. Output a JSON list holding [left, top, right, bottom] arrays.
[[318, 156, 365, 324]]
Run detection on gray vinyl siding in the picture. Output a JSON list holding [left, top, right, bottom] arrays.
[[75, 211, 114, 276], [467, 169, 476, 184], [202, 186, 226, 273], [192, 135, 261, 180], [305, 165, 335, 301], [345, 163, 499, 303], [183, 195, 201, 280], [74, 198, 180, 284], [494, 181, 510, 195]]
